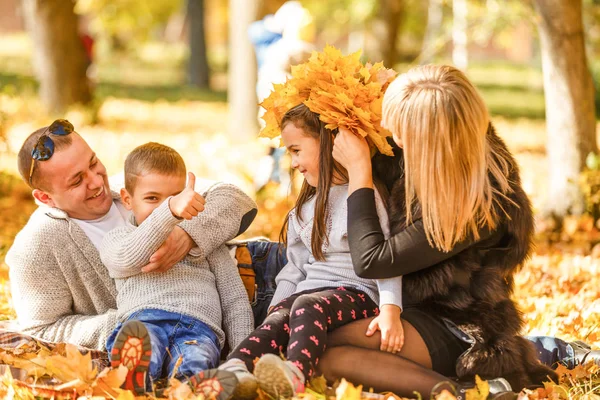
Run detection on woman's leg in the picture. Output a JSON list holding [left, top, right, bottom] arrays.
[[318, 318, 453, 397], [318, 346, 455, 398], [327, 317, 433, 368]]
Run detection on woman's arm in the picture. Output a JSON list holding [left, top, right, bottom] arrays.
[[333, 129, 497, 279], [348, 188, 496, 279]]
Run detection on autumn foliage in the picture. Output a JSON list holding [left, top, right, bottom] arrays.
[[259, 45, 397, 156]]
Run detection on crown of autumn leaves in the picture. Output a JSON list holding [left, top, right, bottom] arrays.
[[259, 45, 397, 156]]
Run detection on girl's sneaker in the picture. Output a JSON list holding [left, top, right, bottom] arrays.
[[188, 368, 238, 400], [254, 354, 305, 399], [110, 320, 152, 395], [219, 358, 259, 400]]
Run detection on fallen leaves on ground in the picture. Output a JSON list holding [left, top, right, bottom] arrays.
[[0, 100, 599, 398]]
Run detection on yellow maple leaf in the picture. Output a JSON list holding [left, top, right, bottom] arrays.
[[335, 378, 362, 400], [465, 376, 489, 400], [435, 389, 458, 400], [92, 365, 128, 397], [259, 44, 396, 157], [162, 377, 194, 399], [45, 344, 97, 385], [116, 390, 136, 400], [308, 374, 328, 395]]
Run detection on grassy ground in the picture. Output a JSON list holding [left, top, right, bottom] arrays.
[[0, 34, 546, 117]]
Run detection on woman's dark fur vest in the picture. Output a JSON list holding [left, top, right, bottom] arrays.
[[372, 125, 557, 389]]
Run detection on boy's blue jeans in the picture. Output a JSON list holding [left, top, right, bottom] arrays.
[[106, 309, 220, 386]]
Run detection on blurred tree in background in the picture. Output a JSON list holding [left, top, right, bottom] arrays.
[[7, 0, 600, 206], [228, 0, 259, 139], [187, 0, 209, 88], [372, 0, 406, 68], [76, 0, 183, 51], [532, 0, 597, 217], [22, 0, 91, 113]]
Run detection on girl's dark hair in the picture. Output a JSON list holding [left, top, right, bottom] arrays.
[[278, 103, 348, 261]]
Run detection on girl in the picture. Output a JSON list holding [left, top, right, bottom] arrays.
[[322, 65, 557, 397], [220, 104, 404, 399]]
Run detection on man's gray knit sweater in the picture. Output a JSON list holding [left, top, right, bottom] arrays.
[[100, 200, 253, 350]]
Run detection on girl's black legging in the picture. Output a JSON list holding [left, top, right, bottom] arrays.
[[228, 287, 379, 380]]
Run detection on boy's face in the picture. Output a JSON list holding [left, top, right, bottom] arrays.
[[121, 172, 186, 224]]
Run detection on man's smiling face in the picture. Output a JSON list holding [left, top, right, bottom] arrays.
[[35, 133, 113, 220]]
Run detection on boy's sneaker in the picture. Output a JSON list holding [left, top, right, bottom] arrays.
[[254, 354, 305, 399], [188, 368, 238, 400], [110, 320, 152, 395], [219, 358, 259, 400]]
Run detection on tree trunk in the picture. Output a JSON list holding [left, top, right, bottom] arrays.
[[258, 0, 287, 19], [228, 0, 259, 139], [22, 0, 91, 114], [187, 0, 210, 88], [533, 0, 597, 216], [452, 0, 468, 70], [372, 0, 405, 67], [420, 0, 443, 64]]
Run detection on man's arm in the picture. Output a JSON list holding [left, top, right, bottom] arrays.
[[178, 183, 257, 259], [100, 201, 181, 278], [208, 246, 254, 350], [7, 246, 117, 350]]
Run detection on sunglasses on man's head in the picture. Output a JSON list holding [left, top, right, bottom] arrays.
[[28, 119, 74, 186]]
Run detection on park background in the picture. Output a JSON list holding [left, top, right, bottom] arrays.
[[0, 0, 598, 398]]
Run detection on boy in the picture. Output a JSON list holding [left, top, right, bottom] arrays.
[[100, 143, 253, 398]]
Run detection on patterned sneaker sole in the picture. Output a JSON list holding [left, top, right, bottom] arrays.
[[189, 368, 238, 400], [110, 320, 151, 395], [254, 355, 295, 399], [232, 372, 259, 400]]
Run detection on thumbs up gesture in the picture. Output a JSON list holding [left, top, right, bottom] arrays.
[[169, 172, 206, 220]]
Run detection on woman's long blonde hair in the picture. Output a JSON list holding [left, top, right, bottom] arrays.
[[382, 65, 513, 252]]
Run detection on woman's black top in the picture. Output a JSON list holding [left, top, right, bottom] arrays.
[[347, 187, 502, 279]]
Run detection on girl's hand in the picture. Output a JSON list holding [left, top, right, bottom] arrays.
[[366, 305, 404, 353], [332, 128, 373, 192]]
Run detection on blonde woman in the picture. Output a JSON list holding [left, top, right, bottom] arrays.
[[326, 65, 556, 398]]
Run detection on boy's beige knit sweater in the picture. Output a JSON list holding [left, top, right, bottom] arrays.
[[100, 200, 253, 350]]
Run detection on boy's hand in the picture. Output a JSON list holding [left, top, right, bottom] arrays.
[[366, 305, 404, 353], [169, 172, 205, 220]]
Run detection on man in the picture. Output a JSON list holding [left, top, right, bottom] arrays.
[[6, 120, 257, 350]]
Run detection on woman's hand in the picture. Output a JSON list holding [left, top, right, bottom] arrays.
[[332, 128, 373, 193], [366, 305, 404, 353]]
